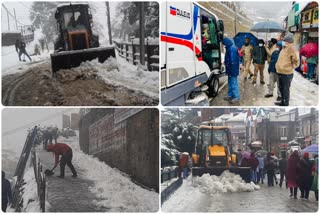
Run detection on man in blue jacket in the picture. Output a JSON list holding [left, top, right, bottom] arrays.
[[222, 37, 240, 104]]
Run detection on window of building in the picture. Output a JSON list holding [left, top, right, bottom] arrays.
[[279, 127, 287, 137]]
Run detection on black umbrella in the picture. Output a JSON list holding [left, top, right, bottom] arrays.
[[250, 21, 285, 33]]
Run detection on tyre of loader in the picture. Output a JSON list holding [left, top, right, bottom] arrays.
[[51, 46, 116, 74]]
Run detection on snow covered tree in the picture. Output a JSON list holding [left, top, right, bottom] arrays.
[[161, 117, 197, 167], [111, 2, 159, 41], [29, 2, 59, 44]]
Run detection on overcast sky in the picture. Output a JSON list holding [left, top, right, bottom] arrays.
[[2, 108, 79, 154], [240, 1, 294, 23], [1, 2, 117, 32]]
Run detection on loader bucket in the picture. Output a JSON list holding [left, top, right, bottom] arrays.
[[192, 166, 251, 183], [51, 46, 116, 74]]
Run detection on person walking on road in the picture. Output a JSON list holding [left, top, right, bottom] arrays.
[[257, 153, 265, 184], [265, 40, 281, 101], [248, 152, 259, 183], [275, 33, 299, 106], [279, 153, 288, 188], [2, 171, 12, 212], [222, 37, 240, 104], [297, 152, 313, 200], [265, 153, 276, 186], [241, 37, 254, 80], [287, 150, 300, 199], [18, 40, 32, 62], [47, 143, 77, 178], [306, 55, 318, 80], [311, 155, 318, 201], [252, 39, 267, 84], [178, 152, 190, 179]]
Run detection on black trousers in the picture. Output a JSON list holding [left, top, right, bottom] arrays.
[[19, 49, 32, 61], [290, 187, 298, 197], [60, 149, 77, 177], [300, 187, 310, 199], [279, 171, 286, 187], [267, 171, 274, 186], [278, 73, 293, 106]]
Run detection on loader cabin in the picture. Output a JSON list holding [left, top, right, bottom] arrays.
[[192, 125, 235, 167], [54, 3, 97, 51]]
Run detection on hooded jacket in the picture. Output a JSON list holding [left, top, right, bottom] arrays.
[[276, 43, 300, 75], [47, 143, 72, 167], [222, 38, 240, 77]]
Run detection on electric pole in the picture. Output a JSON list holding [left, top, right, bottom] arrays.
[[105, 2, 112, 45], [139, 2, 145, 65], [13, 8, 18, 30]]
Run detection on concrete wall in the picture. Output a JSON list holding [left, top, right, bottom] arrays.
[[70, 113, 80, 130], [79, 108, 159, 191]]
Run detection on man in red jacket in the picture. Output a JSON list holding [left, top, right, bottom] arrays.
[[47, 143, 77, 178]]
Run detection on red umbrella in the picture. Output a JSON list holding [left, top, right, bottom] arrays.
[[300, 43, 319, 58]]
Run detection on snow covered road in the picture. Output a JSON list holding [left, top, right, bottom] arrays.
[[37, 136, 159, 212], [162, 174, 318, 212], [210, 64, 318, 106]]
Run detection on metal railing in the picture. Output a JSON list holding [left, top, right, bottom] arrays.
[[114, 40, 159, 71], [161, 166, 179, 183], [11, 126, 46, 212]]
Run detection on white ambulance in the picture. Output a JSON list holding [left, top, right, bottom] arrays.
[[161, 2, 225, 106]]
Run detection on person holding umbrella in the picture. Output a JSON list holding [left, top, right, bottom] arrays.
[[275, 33, 299, 106]]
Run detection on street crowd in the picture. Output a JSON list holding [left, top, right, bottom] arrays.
[[240, 151, 318, 201], [222, 32, 318, 106]]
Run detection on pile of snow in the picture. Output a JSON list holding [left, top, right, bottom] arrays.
[[75, 56, 158, 98], [20, 167, 50, 212], [62, 136, 159, 212], [162, 171, 260, 211], [192, 171, 260, 194]]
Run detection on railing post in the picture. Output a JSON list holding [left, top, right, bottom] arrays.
[[132, 44, 136, 65], [125, 44, 129, 62]]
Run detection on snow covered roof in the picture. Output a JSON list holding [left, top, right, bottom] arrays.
[[57, 3, 89, 8], [218, 113, 234, 120], [227, 112, 246, 123]]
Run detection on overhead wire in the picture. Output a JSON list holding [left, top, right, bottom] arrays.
[[3, 109, 74, 137]]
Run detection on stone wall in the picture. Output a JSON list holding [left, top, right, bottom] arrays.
[[79, 108, 159, 191]]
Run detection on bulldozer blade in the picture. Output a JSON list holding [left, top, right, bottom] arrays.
[[192, 166, 251, 183], [51, 46, 116, 74]]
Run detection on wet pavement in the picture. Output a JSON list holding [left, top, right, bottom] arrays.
[[163, 181, 318, 212], [210, 63, 318, 106], [36, 147, 109, 212]]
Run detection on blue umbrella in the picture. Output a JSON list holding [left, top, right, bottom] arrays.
[[302, 144, 318, 155], [233, 32, 258, 48], [250, 21, 285, 33]]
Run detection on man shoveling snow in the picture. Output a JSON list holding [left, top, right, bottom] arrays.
[[46, 143, 77, 178]]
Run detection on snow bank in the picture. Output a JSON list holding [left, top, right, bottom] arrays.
[[62, 136, 159, 212], [77, 56, 159, 98], [193, 171, 260, 194], [162, 171, 259, 212], [21, 167, 51, 212]]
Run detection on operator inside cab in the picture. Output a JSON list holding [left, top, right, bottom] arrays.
[[201, 17, 219, 70]]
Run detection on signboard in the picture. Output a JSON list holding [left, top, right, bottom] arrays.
[[114, 108, 143, 124], [280, 136, 288, 141]]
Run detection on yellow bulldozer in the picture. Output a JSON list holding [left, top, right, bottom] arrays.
[[192, 124, 251, 182], [51, 3, 115, 74]]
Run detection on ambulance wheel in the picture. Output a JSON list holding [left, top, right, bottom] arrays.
[[208, 77, 219, 97]]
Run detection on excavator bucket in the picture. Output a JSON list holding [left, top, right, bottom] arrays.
[[51, 46, 116, 74], [192, 166, 251, 183]]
